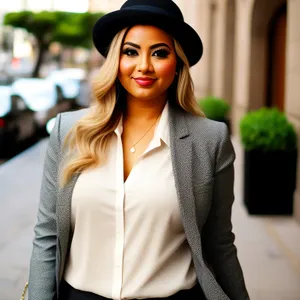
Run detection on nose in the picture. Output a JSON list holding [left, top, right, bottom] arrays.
[[137, 53, 154, 73]]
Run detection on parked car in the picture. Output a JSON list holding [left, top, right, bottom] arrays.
[[0, 86, 11, 118], [0, 84, 37, 158], [46, 68, 87, 107], [11, 78, 58, 134], [11, 78, 57, 112], [6, 56, 33, 79], [0, 76, 76, 158], [46, 117, 57, 135]]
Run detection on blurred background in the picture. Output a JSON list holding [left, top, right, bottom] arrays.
[[0, 0, 300, 300]]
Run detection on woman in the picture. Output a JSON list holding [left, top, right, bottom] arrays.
[[28, 0, 249, 299]]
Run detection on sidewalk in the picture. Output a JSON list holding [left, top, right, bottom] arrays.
[[0, 137, 299, 300], [232, 136, 300, 300]]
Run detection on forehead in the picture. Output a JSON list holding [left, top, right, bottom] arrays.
[[123, 25, 173, 45]]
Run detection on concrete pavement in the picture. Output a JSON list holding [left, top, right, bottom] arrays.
[[0, 137, 300, 300], [232, 137, 300, 300]]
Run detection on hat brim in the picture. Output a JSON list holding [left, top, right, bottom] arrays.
[[92, 8, 203, 66]]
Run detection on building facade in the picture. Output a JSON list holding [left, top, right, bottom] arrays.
[[89, 0, 122, 12], [90, 0, 300, 224]]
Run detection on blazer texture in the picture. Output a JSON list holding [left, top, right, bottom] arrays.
[[28, 104, 249, 300]]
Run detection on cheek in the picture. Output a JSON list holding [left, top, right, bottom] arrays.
[[155, 60, 177, 79], [119, 57, 135, 77]]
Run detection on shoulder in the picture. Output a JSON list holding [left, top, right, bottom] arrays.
[[184, 113, 228, 146], [57, 108, 90, 141], [184, 113, 235, 172], [59, 107, 89, 126]]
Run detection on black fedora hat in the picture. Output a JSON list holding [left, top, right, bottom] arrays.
[[92, 0, 203, 66]]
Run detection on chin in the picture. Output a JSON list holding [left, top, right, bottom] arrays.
[[137, 95, 161, 102], [129, 91, 162, 101]]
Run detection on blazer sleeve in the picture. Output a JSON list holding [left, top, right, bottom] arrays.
[[28, 114, 62, 300], [201, 124, 250, 300]]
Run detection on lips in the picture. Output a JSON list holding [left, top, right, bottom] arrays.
[[134, 77, 156, 87]]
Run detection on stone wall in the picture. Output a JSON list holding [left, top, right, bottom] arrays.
[[286, 0, 300, 223]]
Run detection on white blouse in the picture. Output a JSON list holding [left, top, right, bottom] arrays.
[[63, 103, 197, 299]]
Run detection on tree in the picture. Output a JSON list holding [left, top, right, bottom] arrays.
[[4, 11, 105, 77]]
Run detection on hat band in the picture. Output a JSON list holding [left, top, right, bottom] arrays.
[[122, 5, 178, 19]]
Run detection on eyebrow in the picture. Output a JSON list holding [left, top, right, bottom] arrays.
[[123, 42, 172, 50]]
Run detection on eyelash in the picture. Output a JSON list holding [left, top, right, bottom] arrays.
[[122, 48, 170, 58]]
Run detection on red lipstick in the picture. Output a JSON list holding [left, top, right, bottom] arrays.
[[134, 77, 156, 87]]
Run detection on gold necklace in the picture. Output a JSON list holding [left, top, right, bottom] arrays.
[[129, 114, 161, 153]]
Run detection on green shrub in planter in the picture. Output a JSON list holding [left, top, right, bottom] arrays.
[[198, 96, 230, 121], [239, 107, 298, 215], [240, 107, 297, 151]]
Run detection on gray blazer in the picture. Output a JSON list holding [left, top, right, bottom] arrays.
[[28, 104, 249, 300]]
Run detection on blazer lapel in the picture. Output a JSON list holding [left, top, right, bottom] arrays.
[[168, 105, 204, 256], [169, 105, 230, 299]]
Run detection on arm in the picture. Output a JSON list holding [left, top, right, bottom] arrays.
[[202, 124, 250, 300], [28, 114, 62, 300]]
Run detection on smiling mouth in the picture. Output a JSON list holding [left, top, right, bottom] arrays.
[[133, 78, 157, 87]]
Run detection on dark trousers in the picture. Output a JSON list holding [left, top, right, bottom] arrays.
[[59, 280, 206, 300]]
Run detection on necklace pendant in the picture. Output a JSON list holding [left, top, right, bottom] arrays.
[[130, 147, 136, 153]]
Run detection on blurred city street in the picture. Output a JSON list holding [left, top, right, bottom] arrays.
[[0, 136, 300, 300]]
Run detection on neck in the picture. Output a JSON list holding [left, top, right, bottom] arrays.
[[123, 94, 167, 123]]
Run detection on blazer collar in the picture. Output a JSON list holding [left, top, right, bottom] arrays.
[[168, 102, 190, 140], [167, 103, 203, 260]]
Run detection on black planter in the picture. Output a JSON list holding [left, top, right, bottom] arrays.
[[244, 149, 297, 215]]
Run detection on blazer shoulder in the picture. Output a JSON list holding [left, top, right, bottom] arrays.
[[59, 108, 89, 141], [185, 114, 234, 170], [185, 114, 228, 144]]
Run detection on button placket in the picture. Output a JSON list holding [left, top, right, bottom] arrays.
[[112, 133, 125, 300]]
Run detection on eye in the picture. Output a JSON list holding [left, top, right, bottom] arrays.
[[122, 48, 138, 56], [152, 49, 170, 58]]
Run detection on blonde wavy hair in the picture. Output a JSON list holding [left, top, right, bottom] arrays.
[[61, 27, 205, 186]]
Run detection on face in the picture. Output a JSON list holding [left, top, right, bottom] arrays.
[[118, 25, 177, 102]]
